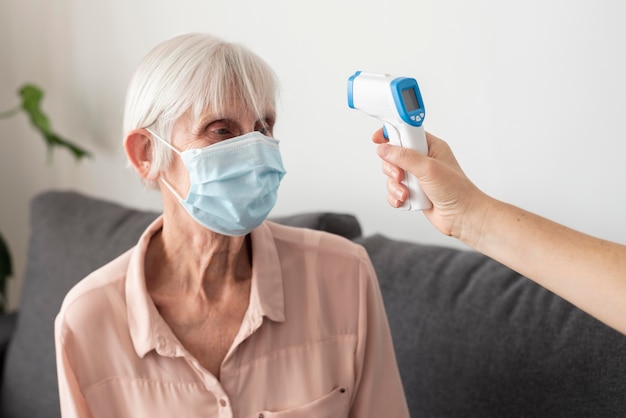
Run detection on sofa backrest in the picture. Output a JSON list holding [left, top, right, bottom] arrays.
[[356, 233, 626, 416]]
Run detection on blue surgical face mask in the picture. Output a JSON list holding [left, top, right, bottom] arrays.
[[148, 129, 286, 236]]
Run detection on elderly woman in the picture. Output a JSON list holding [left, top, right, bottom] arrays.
[[55, 33, 409, 417]]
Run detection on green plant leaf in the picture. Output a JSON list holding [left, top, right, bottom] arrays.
[[18, 84, 93, 160], [0, 232, 12, 312]]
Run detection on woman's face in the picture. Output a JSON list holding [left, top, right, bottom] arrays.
[[160, 100, 276, 202]]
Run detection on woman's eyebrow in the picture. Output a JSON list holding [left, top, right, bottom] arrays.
[[191, 112, 225, 132], [261, 111, 276, 125]]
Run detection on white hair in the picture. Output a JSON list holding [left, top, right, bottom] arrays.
[[123, 33, 279, 185]]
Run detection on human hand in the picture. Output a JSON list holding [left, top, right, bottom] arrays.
[[372, 128, 488, 238]]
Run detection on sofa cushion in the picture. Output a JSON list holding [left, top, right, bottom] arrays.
[[357, 233, 626, 417], [0, 190, 361, 418]]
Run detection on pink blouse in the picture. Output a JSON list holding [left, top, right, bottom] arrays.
[[55, 217, 409, 417]]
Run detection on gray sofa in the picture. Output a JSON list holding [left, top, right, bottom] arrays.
[[1, 190, 625, 417]]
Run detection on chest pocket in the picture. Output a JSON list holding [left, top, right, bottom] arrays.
[[255, 386, 350, 418]]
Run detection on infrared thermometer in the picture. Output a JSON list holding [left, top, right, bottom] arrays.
[[347, 71, 432, 211]]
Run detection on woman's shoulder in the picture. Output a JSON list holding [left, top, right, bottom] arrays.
[[56, 248, 133, 329]]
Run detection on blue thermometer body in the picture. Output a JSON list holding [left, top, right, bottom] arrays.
[[348, 71, 432, 211]]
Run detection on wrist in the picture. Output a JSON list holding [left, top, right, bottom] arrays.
[[452, 192, 499, 250]]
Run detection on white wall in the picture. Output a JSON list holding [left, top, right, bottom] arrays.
[[1, 0, 625, 310]]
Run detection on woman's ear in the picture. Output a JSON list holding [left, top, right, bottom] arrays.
[[124, 129, 154, 180]]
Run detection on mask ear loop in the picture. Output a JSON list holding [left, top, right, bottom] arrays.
[[146, 128, 181, 155], [146, 128, 185, 201]]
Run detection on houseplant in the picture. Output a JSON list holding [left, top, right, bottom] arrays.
[[0, 83, 92, 311]]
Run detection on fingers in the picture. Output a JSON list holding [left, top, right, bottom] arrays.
[[382, 159, 403, 182], [378, 148, 408, 208], [373, 129, 445, 155], [376, 142, 426, 175], [371, 128, 388, 144], [386, 177, 408, 208], [377, 131, 460, 174]]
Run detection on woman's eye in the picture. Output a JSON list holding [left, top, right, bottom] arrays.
[[213, 127, 231, 135], [256, 121, 273, 136], [203, 119, 234, 137]]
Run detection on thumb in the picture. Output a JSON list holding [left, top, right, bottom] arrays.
[[376, 143, 426, 175]]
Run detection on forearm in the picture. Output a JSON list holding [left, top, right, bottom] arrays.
[[458, 196, 626, 334], [374, 135, 626, 333]]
